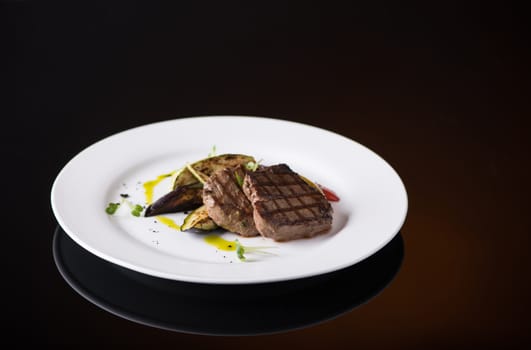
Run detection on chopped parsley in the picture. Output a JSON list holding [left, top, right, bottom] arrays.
[[105, 199, 144, 217], [131, 204, 143, 217], [105, 202, 120, 215]]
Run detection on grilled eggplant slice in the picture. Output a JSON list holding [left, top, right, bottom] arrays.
[[144, 184, 203, 217], [172, 154, 255, 189], [180, 205, 218, 231]]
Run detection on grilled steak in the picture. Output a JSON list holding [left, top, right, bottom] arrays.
[[202, 165, 260, 237], [243, 164, 333, 241]]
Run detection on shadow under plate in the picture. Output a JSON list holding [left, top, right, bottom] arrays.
[[53, 226, 404, 336]]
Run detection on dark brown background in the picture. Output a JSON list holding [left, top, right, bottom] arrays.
[[6, 1, 531, 347]]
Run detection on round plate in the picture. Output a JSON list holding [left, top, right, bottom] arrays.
[[51, 116, 407, 284]]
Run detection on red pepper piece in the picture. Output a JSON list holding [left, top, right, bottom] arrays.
[[319, 185, 340, 202]]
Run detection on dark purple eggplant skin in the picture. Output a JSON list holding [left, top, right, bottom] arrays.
[[144, 185, 203, 217]]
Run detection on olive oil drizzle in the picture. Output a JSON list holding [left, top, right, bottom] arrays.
[[203, 235, 237, 251], [143, 172, 174, 205], [143, 171, 181, 230], [156, 215, 181, 231]]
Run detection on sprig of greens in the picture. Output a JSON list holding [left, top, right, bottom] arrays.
[[105, 199, 144, 217], [235, 239, 277, 261]]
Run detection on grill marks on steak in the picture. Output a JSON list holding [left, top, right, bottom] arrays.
[[203, 163, 333, 241], [243, 164, 333, 241], [202, 165, 259, 237]]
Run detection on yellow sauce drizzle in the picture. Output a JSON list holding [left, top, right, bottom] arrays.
[[204, 235, 237, 251], [143, 172, 174, 205], [156, 216, 181, 230]]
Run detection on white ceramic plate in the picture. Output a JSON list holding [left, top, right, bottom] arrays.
[[51, 116, 407, 284]]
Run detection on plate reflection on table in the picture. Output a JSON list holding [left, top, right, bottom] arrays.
[[53, 226, 404, 336]]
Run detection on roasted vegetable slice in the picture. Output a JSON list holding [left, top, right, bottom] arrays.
[[144, 184, 203, 217], [181, 205, 218, 231], [172, 154, 255, 190]]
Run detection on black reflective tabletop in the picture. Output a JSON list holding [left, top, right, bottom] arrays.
[[53, 226, 404, 336], [10, 1, 530, 346]]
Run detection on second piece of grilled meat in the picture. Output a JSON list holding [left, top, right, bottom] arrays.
[[243, 164, 333, 241]]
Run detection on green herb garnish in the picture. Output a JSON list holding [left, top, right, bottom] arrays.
[[208, 145, 217, 158], [236, 240, 246, 260], [105, 199, 144, 217], [245, 160, 261, 172], [131, 204, 143, 217], [234, 171, 244, 187], [235, 239, 277, 261], [105, 202, 120, 215], [186, 163, 207, 184]]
